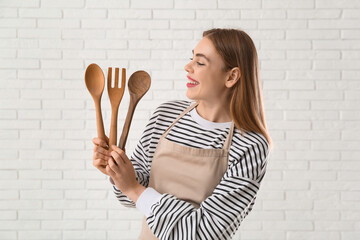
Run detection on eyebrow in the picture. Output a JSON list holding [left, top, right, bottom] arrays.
[[192, 49, 210, 62]]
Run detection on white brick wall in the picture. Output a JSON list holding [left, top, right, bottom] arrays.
[[1, 0, 359, 239]]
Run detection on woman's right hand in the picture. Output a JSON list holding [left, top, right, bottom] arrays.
[[92, 135, 112, 176]]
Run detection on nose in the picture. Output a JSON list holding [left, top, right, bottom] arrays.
[[184, 60, 193, 73]]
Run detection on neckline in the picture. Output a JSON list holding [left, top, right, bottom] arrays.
[[162, 101, 234, 151], [189, 106, 232, 130]]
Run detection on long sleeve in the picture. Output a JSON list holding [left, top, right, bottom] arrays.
[[144, 140, 270, 240]]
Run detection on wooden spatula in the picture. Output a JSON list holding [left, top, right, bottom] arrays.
[[118, 70, 151, 150]]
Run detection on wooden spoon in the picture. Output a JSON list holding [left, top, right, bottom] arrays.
[[118, 70, 151, 150], [84, 63, 107, 145]]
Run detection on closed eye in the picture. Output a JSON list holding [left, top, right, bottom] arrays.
[[189, 58, 205, 66]]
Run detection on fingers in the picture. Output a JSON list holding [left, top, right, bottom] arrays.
[[110, 151, 124, 166], [93, 151, 109, 167], [106, 165, 116, 176], [93, 158, 107, 167], [110, 145, 128, 163], [110, 146, 127, 165], [92, 136, 111, 177], [93, 145, 111, 157], [92, 141, 111, 168], [92, 137, 109, 149], [110, 145, 126, 154], [107, 158, 117, 176], [94, 151, 109, 160]]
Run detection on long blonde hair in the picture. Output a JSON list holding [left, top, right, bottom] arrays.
[[203, 28, 273, 150]]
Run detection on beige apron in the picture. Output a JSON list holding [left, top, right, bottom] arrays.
[[138, 101, 234, 240]]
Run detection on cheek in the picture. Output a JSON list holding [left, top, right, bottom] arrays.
[[196, 67, 224, 90], [205, 71, 222, 87], [197, 67, 212, 82], [206, 75, 227, 96]]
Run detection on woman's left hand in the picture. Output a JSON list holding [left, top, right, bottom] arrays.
[[106, 145, 142, 198]]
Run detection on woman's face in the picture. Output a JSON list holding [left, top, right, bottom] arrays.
[[184, 37, 230, 102]]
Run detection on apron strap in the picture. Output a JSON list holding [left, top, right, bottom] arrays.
[[162, 101, 199, 138], [222, 121, 234, 151], [163, 101, 234, 151]]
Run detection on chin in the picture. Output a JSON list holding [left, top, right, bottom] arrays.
[[186, 93, 200, 103], [186, 92, 196, 100]]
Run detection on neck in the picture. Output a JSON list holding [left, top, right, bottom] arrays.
[[195, 100, 232, 123]]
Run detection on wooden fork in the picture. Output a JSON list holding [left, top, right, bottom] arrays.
[[107, 67, 126, 150]]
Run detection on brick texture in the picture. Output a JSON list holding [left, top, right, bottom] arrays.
[[1, 0, 359, 239]]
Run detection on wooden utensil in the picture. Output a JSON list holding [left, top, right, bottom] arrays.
[[118, 70, 151, 150], [107, 67, 126, 150], [84, 63, 107, 144]]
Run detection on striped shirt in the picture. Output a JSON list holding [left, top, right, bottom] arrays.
[[110, 99, 270, 240]]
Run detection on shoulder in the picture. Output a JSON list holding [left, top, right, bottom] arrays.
[[156, 99, 193, 112], [233, 129, 269, 152], [229, 129, 270, 181], [152, 99, 193, 118]]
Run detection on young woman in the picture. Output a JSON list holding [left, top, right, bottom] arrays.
[[92, 28, 272, 239]]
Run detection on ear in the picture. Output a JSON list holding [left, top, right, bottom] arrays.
[[225, 67, 241, 88]]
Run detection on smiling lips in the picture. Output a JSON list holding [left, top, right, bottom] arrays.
[[186, 76, 199, 88], [186, 76, 199, 87]]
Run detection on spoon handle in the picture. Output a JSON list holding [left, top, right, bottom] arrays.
[[94, 98, 107, 146], [118, 96, 137, 150]]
